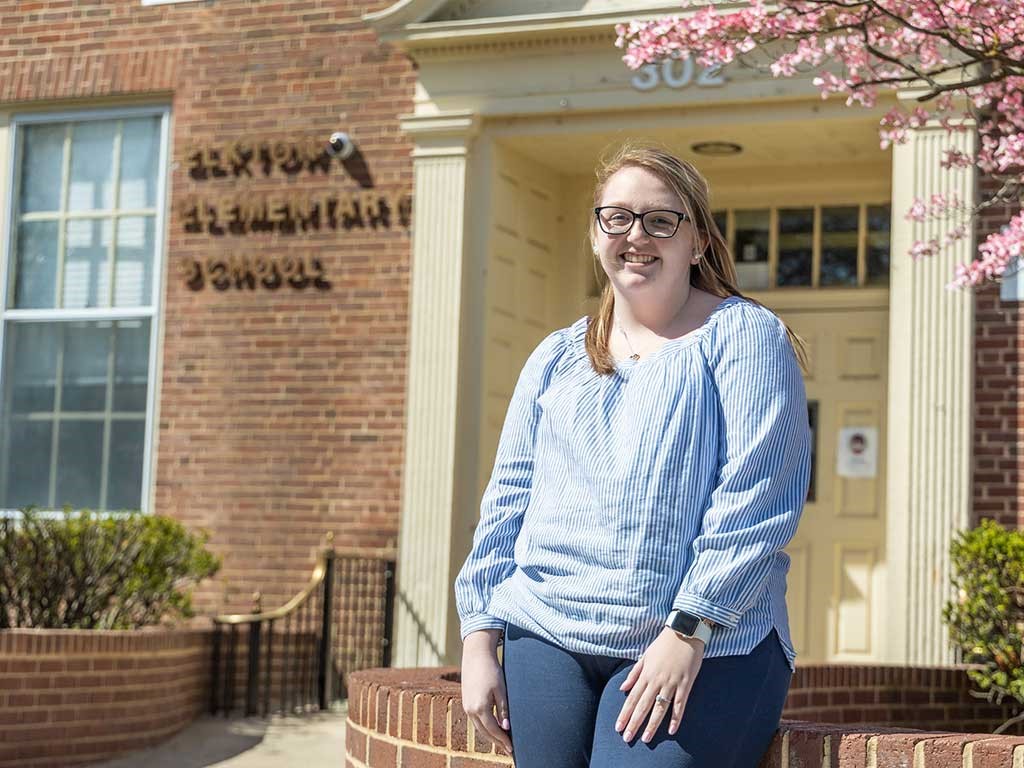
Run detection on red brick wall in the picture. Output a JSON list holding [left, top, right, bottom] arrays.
[[786, 664, 1022, 734], [0, 628, 212, 768], [0, 0, 416, 613], [972, 174, 1024, 529], [346, 667, 1024, 768]]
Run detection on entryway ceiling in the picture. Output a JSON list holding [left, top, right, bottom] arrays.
[[495, 113, 890, 177]]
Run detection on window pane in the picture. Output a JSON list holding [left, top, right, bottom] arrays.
[[64, 218, 112, 309], [821, 206, 859, 287], [68, 121, 115, 212], [21, 123, 64, 213], [777, 208, 813, 287], [807, 401, 818, 502], [2, 419, 52, 509], [62, 323, 112, 413], [734, 209, 770, 290], [711, 210, 727, 239], [14, 220, 59, 308], [55, 419, 103, 509], [867, 204, 891, 286], [119, 117, 160, 209], [113, 320, 150, 412], [107, 420, 144, 510], [4, 112, 163, 513], [114, 217, 154, 307], [6, 323, 58, 413]]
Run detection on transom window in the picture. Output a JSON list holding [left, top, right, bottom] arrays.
[[1, 108, 168, 512], [711, 203, 891, 291]]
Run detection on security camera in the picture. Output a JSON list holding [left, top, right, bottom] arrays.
[[327, 132, 354, 159]]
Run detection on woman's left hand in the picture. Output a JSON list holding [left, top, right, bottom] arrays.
[[615, 626, 705, 743]]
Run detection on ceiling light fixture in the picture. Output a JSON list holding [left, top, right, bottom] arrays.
[[691, 141, 743, 156]]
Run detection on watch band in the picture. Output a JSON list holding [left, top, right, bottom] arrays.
[[665, 609, 713, 646]]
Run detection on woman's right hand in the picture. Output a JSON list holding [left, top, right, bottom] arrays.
[[460, 629, 513, 755]]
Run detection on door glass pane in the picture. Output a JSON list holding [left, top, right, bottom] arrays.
[[867, 204, 891, 286], [120, 117, 160, 209], [2, 419, 52, 509], [114, 217, 154, 307], [55, 419, 103, 509], [711, 210, 727, 239], [68, 121, 115, 212], [14, 220, 59, 308], [7, 323, 58, 413], [62, 323, 111, 413], [107, 419, 144, 510], [64, 218, 112, 309], [734, 209, 770, 290], [113, 320, 150, 412], [807, 401, 818, 502], [777, 208, 813, 287], [821, 206, 859, 287], [21, 123, 64, 213]]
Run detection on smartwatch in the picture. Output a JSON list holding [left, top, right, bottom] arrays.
[[665, 609, 713, 646]]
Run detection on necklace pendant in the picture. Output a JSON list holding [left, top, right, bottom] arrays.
[[629, 353, 640, 361]]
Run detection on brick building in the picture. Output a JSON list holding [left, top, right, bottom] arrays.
[[0, 0, 415, 614], [0, 0, 1019, 670]]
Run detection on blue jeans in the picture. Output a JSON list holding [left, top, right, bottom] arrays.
[[502, 623, 791, 768]]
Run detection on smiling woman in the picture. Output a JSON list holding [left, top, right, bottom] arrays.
[[455, 143, 813, 768]]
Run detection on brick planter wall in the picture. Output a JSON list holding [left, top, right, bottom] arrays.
[[786, 664, 1022, 734], [346, 667, 1024, 768], [0, 628, 213, 768]]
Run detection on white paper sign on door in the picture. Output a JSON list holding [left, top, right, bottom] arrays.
[[837, 427, 878, 478]]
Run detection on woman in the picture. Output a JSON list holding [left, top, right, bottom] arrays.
[[455, 143, 811, 768]]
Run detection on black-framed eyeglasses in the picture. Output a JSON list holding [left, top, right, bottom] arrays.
[[594, 206, 689, 238]]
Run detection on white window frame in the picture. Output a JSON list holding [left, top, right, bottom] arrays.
[[0, 105, 170, 515]]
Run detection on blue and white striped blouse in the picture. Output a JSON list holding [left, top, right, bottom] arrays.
[[454, 296, 811, 670]]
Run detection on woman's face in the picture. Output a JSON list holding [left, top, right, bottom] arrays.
[[593, 165, 700, 306]]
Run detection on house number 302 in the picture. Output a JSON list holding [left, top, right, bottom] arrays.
[[630, 59, 727, 91]]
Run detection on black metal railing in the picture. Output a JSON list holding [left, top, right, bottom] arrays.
[[210, 540, 395, 716]]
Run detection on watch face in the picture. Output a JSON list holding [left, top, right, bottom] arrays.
[[669, 611, 701, 635]]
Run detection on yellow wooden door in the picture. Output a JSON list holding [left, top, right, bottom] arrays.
[[773, 302, 889, 662], [478, 147, 568, 503]]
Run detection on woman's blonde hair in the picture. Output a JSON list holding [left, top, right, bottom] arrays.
[[584, 142, 807, 375]]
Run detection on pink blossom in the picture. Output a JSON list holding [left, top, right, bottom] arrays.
[[617, 0, 1024, 289], [910, 238, 941, 260], [940, 149, 973, 169], [906, 199, 928, 222], [948, 214, 1024, 288]]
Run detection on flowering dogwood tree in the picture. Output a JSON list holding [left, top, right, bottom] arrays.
[[616, 1, 1024, 289]]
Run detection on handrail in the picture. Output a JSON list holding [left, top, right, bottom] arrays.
[[213, 549, 330, 625], [208, 541, 396, 717]]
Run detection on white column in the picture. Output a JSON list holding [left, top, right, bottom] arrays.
[[392, 112, 480, 667], [886, 121, 975, 664]]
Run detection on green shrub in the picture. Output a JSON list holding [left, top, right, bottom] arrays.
[[0, 507, 220, 630], [944, 518, 1024, 728]]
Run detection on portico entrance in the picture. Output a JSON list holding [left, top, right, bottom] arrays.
[[367, 0, 975, 668]]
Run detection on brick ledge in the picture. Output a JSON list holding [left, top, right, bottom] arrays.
[[346, 667, 1024, 768]]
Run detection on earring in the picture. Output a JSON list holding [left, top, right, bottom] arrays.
[[693, 252, 703, 262]]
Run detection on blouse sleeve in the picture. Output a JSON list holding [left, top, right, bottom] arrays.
[[454, 328, 569, 640], [672, 304, 811, 629]]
